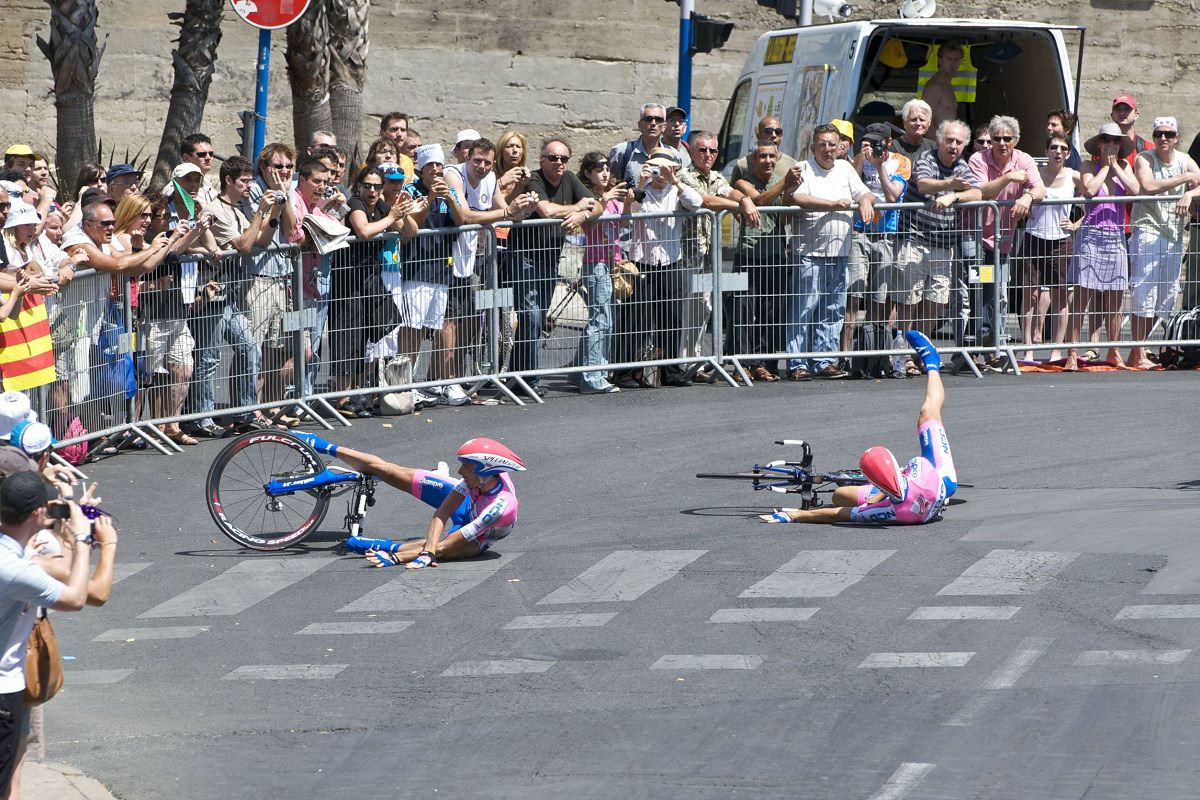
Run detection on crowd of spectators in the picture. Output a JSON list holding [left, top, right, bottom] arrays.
[[0, 64, 1197, 462]]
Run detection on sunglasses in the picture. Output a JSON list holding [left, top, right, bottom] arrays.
[[992, 135, 1015, 143], [89, 219, 116, 228], [762, 127, 784, 135], [542, 154, 570, 163], [694, 146, 719, 154], [641, 116, 665, 124], [1152, 130, 1178, 139], [974, 138, 991, 145], [1047, 144, 1070, 152], [270, 162, 294, 170], [360, 182, 383, 189], [193, 150, 214, 158], [1098, 135, 1121, 144]]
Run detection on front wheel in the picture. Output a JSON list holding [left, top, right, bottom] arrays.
[[206, 430, 331, 551]]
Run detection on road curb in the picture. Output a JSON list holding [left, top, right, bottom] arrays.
[[22, 761, 117, 800]]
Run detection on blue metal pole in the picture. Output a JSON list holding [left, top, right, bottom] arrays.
[[677, 0, 693, 122], [253, 28, 271, 162]]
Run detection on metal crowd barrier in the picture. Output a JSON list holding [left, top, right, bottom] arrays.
[[21, 193, 1200, 460]]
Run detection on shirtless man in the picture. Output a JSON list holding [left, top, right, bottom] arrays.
[[921, 43, 964, 135]]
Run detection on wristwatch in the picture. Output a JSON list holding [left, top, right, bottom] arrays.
[[73, 533, 91, 544]]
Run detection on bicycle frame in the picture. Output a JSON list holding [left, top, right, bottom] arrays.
[[264, 466, 378, 539]]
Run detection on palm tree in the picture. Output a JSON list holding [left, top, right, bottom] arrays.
[[149, 0, 225, 191], [327, 0, 371, 163], [37, 0, 105, 199], [286, 0, 332, 153]]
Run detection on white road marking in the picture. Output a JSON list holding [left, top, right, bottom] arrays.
[[441, 659, 554, 676], [866, 762, 936, 800], [112, 562, 152, 584], [859, 652, 974, 668], [650, 655, 764, 670], [537, 550, 706, 604], [708, 607, 819, 623], [937, 549, 1078, 596], [740, 550, 895, 598], [945, 637, 1053, 726], [93, 626, 208, 642], [503, 613, 616, 630], [907, 606, 1020, 620], [339, 553, 520, 612], [1075, 649, 1191, 666], [296, 620, 415, 635], [1116, 604, 1200, 620], [139, 557, 336, 618], [222, 664, 349, 680], [67, 669, 134, 684]]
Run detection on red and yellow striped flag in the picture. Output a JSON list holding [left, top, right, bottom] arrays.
[[0, 294, 56, 391]]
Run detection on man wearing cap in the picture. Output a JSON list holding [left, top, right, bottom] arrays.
[[1, 146, 34, 189], [608, 103, 669, 187], [105, 164, 142, 204], [1125, 116, 1200, 369], [0, 471, 98, 796], [1110, 95, 1152, 163], [662, 107, 693, 169], [731, 116, 798, 184]]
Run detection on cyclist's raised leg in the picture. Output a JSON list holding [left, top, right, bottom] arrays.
[[291, 432, 427, 497], [906, 330, 958, 496]]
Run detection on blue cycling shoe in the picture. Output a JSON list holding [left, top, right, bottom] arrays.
[[905, 330, 941, 372], [294, 431, 338, 456], [345, 535, 400, 554]]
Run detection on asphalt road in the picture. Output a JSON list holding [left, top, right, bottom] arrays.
[[43, 370, 1200, 799]]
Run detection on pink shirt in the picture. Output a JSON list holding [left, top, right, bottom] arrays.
[[850, 456, 947, 525], [968, 148, 1043, 253]]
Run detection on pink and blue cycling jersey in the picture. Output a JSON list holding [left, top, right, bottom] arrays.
[[851, 420, 957, 525], [410, 470, 519, 549]]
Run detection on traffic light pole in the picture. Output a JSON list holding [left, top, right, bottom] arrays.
[[253, 28, 271, 163], [677, 0, 693, 121]]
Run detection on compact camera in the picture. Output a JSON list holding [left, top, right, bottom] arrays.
[[648, 167, 661, 177]]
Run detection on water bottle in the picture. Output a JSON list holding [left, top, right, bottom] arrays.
[[890, 329, 907, 378]]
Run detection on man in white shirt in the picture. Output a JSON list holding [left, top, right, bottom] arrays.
[[785, 125, 875, 380]]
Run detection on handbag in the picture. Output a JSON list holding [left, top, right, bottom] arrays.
[[24, 609, 63, 706], [377, 354, 414, 416], [98, 301, 138, 401], [611, 260, 640, 302]]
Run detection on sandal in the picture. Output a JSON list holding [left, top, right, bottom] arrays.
[[83, 435, 122, 463], [167, 430, 199, 446], [904, 357, 923, 377]]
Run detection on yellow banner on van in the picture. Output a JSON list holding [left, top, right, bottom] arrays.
[[763, 34, 797, 65]]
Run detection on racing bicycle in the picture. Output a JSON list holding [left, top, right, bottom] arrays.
[[206, 430, 376, 551], [696, 440, 870, 510]]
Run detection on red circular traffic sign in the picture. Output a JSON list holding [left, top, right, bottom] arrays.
[[229, 0, 313, 30]]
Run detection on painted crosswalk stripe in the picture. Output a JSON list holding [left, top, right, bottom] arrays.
[[866, 763, 936, 800], [112, 562, 152, 584], [708, 607, 819, 623], [944, 637, 1052, 726], [650, 655, 763, 670], [339, 553, 520, 613], [504, 613, 616, 630], [937, 549, 1078, 596], [223, 664, 348, 680], [1115, 604, 1200, 620], [537, 550, 706, 605], [740, 550, 895, 598], [908, 606, 1020, 620], [442, 659, 554, 677], [1075, 649, 1191, 666], [859, 652, 974, 668], [67, 669, 134, 684], [296, 621, 414, 635], [139, 557, 336, 618], [93, 626, 208, 642]]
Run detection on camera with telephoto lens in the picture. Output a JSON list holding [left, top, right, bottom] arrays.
[[632, 188, 647, 203], [869, 141, 885, 157]]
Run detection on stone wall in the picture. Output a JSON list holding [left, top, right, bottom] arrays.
[[1, 0, 1196, 174]]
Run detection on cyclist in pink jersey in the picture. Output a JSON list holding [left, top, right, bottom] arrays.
[[291, 433, 522, 567], [759, 330, 958, 525]]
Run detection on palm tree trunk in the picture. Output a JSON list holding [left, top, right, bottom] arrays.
[[327, 0, 370, 164], [149, 0, 225, 192], [286, 0, 332, 154], [37, 0, 105, 199]]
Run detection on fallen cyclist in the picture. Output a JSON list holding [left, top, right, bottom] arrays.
[[292, 433, 523, 568], [760, 330, 958, 525]]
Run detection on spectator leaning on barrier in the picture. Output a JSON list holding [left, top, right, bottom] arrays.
[[969, 115, 1045, 346], [609, 103, 668, 187], [730, 139, 800, 383], [614, 146, 704, 389], [310, 145, 351, 221], [845, 123, 909, 361], [786, 124, 875, 381], [495, 132, 531, 204], [507, 138, 599, 396], [239, 143, 301, 427], [1046, 109, 1083, 171], [892, 99, 935, 161], [898, 120, 982, 355], [731, 116, 797, 183], [292, 155, 340, 400], [678, 129, 760, 375], [1127, 116, 1200, 369]]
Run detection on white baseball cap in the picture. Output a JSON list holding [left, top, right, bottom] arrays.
[[9, 420, 54, 456], [454, 129, 482, 147], [0, 392, 32, 438]]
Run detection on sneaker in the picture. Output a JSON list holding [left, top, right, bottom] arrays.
[[411, 389, 439, 409], [581, 383, 620, 394], [444, 384, 471, 406]]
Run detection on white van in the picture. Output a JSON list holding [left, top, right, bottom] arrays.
[[717, 19, 1085, 168]]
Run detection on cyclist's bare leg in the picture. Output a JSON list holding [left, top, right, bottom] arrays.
[[325, 446, 420, 497], [367, 529, 483, 565], [917, 368, 945, 428], [831, 485, 862, 507]]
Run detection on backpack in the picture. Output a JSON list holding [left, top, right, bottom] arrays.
[[849, 321, 892, 379], [1159, 307, 1200, 369]]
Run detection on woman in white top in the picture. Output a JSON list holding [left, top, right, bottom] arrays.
[[1021, 132, 1079, 362]]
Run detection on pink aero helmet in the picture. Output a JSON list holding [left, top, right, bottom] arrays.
[[860, 446, 903, 501], [456, 438, 525, 477]]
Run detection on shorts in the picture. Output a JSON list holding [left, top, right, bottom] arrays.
[[1020, 233, 1070, 289], [245, 275, 288, 348], [0, 689, 28, 795], [401, 281, 448, 330], [144, 318, 195, 374], [848, 232, 895, 303], [894, 239, 952, 305], [410, 469, 476, 540], [1128, 229, 1184, 319]]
